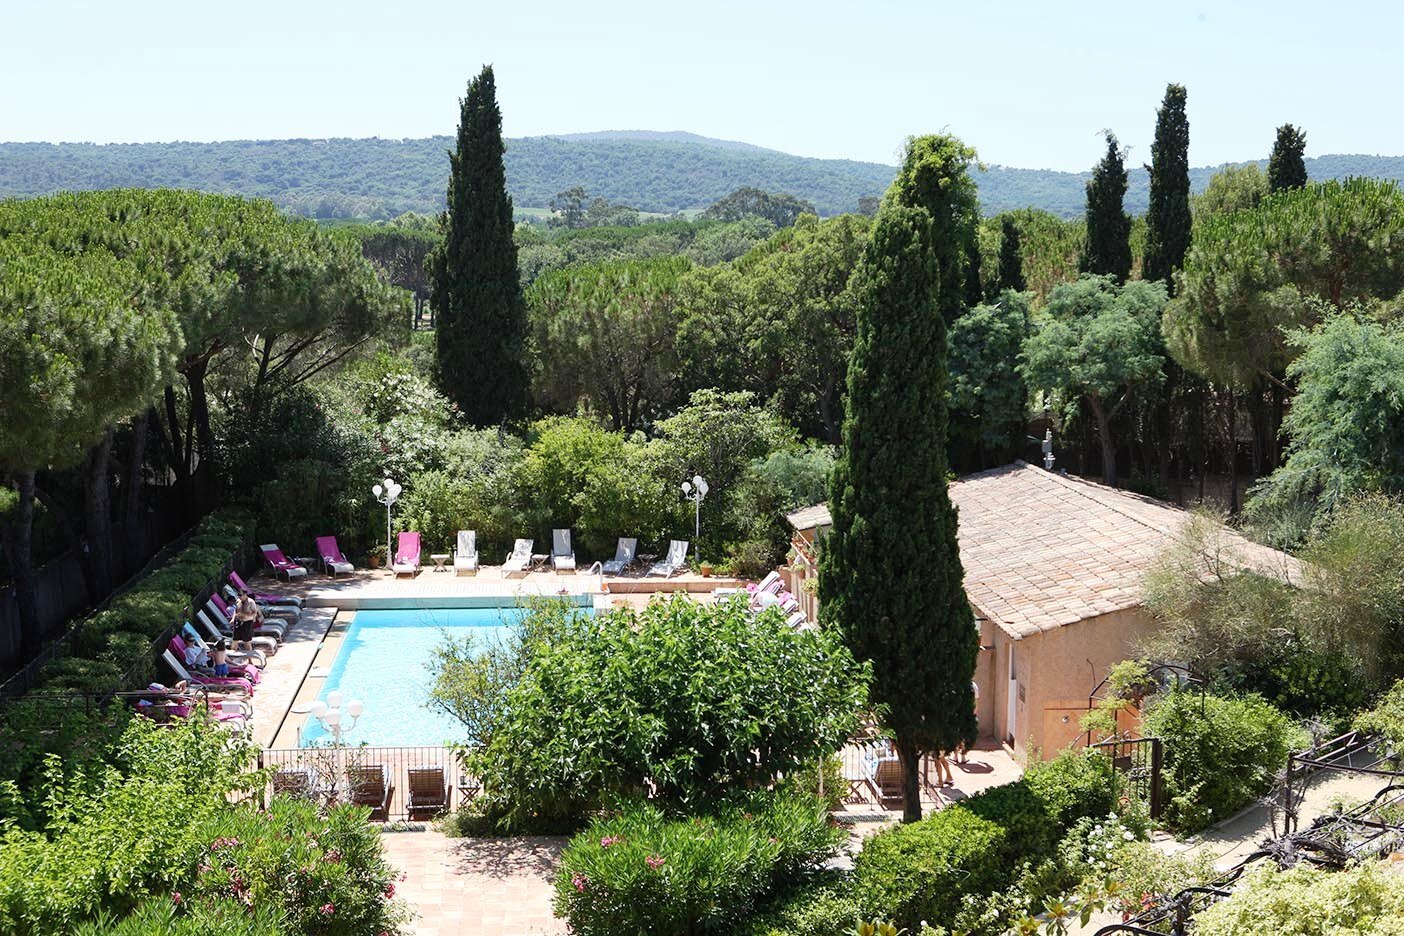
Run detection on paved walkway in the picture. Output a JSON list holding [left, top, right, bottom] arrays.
[[382, 830, 567, 936]]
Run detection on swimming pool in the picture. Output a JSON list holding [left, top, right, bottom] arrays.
[[300, 603, 588, 747]]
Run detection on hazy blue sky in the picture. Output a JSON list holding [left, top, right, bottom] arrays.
[[3, 0, 1395, 171]]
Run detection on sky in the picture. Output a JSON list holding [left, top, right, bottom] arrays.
[[3, 0, 1398, 172]]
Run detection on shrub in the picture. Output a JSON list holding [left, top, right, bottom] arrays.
[[741, 873, 864, 936], [465, 595, 869, 830], [1192, 863, 1404, 935], [1023, 748, 1124, 830], [37, 657, 123, 693], [553, 792, 841, 936], [1142, 690, 1307, 832]]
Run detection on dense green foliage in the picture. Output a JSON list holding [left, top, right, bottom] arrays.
[[821, 137, 977, 823], [1081, 133, 1132, 282], [1193, 863, 1404, 935], [948, 290, 1032, 471], [459, 596, 868, 830], [5, 134, 1397, 219], [885, 135, 981, 323], [995, 215, 1025, 292], [1143, 84, 1192, 287], [553, 792, 842, 935], [702, 186, 816, 227], [431, 66, 530, 424], [1141, 690, 1306, 832], [1267, 124, 1309, 193], [0, 718, 405, 935]]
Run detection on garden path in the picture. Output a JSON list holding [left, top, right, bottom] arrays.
[[381, 830, 567, 936]]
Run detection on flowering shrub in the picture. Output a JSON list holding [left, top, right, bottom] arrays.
[[553, 791, 841, 935], [1192, 862, 1404, 935]]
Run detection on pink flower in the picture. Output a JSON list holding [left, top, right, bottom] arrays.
[[572, 872, 588, 893], [645, 854, 665, 870], [325, 849, 342, 864], [384, 883, 396, 900], [171, 891, 183, 906], [600, 835, 621, 849], [320, 903, 335, 916]]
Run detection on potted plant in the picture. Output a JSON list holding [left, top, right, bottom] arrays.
[[699, 562, 713, 577], [367, 545, 386, 569]]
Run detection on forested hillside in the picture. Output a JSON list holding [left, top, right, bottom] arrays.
[[2, 132, 1400, 220]]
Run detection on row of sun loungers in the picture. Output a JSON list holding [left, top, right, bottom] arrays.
[[260, 533, 693, 579], [272, 764, 455, 820]]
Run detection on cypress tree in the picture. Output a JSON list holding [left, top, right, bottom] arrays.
[[820, 163, 977, 824], [997, 216, 1025, 292], [886, 134, 981, 323], [1081, 132, 1132, 283], [1268, 123, 1308, 192], [430, 65, 528, 425], [1144, 84, 1191, 289]]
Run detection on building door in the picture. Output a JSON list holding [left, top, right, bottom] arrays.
[[1006, 643, 1018, 745]]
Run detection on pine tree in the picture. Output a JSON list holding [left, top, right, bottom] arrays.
[[1081, 132, 1132, 283], [1268, 124, 1308, 193], [819, 152, 977, 824], [1144, 84, 1191, 289], [997, 216, 1026, 292], [430, 65, 528, 425]]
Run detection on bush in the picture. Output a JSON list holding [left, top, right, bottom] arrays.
[[464, 595, 869, 830], [741, 873, 864, 936], [553, 792, 841, 936], [1192, 863, 1404, 935], [1142, 690, 1307, 832], [37, 657, 123, 693]]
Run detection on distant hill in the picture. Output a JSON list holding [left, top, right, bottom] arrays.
[[1, 133, 1401, 220]]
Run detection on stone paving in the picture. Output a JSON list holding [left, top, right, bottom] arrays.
[[381, 830, 567, 936]]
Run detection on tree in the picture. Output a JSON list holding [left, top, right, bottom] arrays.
[[1192, 164, 1268, 218], [996, 216, 1026, 292], [948, 290, 1032, 472], [819, 196, 977, 823], [1268, 124, 1308, 193], [1021, 276, 1168, 487], [528, 256, 689, 431], [548, 186, 589, 229], [1144, 84, 1192, 288], [885, 134, 981, 323], [430, 65, 529, 425], [703, 187, 815, 228], [1081, 133, 1132, 283]]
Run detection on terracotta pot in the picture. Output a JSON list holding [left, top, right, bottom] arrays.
[[700, 564, 713, 577], [368, 556, 381, 569]]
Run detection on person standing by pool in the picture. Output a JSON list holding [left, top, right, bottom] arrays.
[[232, 590, 260, 653]]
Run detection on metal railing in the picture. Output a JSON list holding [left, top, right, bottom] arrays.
[[259, 745, 476, 822]]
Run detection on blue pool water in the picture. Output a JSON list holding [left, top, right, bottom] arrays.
[[300, 605, 579, 747]]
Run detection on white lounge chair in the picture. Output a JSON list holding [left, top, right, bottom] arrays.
[[222, 584, 300, 623], [602, 537, 637, 575], [182, 622, 265, 669], [552, 529, 576, 573], [161, 649, 253, 697], [198, 610, 278, 657], [503, 539, 533, 577], [648, 540, 689, 578], [454, 530, 479, 575], [205, 599, 285, 641]]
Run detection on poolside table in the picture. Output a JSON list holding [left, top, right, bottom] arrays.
[[429, 553, 450, 573]]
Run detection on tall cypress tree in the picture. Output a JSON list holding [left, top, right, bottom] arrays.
[[1268, 124, 1308, 192], [1081, 132, 1132, 283], [430, 65, 528, 425], [820, 142, 977, 824], [997, 216, 1025, 292], [885, 134, 981, 323], [1144, 84, 1191, 289]]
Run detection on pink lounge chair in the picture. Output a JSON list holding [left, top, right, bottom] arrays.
[[221, 584, 300, 622], [260, 545, 307, 581], [314, 535, 355, 577], [170, 634, 260, 685], [208, 594, 287, 640], [163, 644, 254, 695], [229, 570, 303, 608], [392, 531, 421, 578]]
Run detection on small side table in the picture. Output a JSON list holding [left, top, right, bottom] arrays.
[[293, 556, 319, 575], [430, 553, 451, 573]]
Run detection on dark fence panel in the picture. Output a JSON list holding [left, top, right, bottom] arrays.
[[260, 746, 472, 822]]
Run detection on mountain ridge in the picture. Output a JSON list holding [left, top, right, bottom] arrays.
[[1, 132, 1401, 220]]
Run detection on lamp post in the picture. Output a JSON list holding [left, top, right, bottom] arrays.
[[307, 691, 364, 746], [681, 474, 708, 541], [371, 477, 402, 566]]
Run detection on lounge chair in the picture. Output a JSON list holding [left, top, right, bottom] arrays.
[[348, 764, 393, 821], [208, 594, 287, 639], [392, 531, 421, 578], [169, 634, 260, 685], [222, 584, 300, 623], [502, 539, 533, 577], [260, 545, 307, 580], [453, 530, 479, 576], [873, 756, 905, 809], [161, 649, 253, 697], [648, 540, 689, 577], [755, 571, 784, 595], [314, 535, 355, 577], [182, 622, 265, 670], [602, 537, 637, 575], [273, 768, 315, 799], [551, 529, 576, 573], [229, 570, 304, 608], [786, 609, 813, 630], [197, 610, 278, 657], [407, 766, 449, 818]]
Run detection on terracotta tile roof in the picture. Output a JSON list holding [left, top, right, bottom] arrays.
[[788, 462, 1301, 640]]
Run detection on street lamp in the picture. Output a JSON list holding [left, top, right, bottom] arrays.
[[371, 477, 402, 567], [307, 691, 364, 746], [681, 474, 708, 540]]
